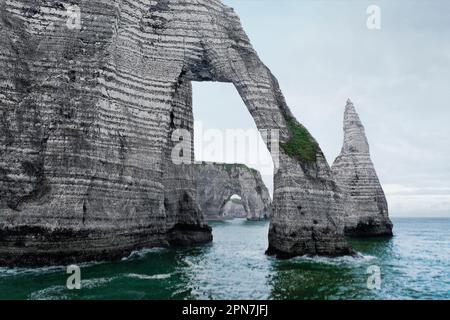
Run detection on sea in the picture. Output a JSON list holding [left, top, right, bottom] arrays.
[[0, 218, 448, 300]]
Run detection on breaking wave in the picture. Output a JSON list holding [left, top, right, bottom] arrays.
[[126, 273, 172, 280], [28, 276, 118, 300], [122, 247, 168, 261]]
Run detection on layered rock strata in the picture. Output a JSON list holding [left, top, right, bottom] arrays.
[[331, 100, 393, 237], [0, 0, 352, 265], [194, 162, 271, 221], [162, 78, 212, 246]]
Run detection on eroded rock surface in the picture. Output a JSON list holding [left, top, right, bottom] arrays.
[[163, 78, 212, 246], [0, 0, 352, 265], [331, 100, 393, 237], [194, 162, 271, 221], [222, 198, 246, 219]]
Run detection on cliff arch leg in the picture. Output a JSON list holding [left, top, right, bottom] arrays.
[[162, 79, 212, 246]]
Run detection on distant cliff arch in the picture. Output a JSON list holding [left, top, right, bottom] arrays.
[[194, 162, 271, 221]]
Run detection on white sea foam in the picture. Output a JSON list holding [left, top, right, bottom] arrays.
[[182, 258, 196, 268], [81, 276, 118, 289], [0, 265, 65, 278], [126, 273, 171, 280], [122, 247, 167, 261], [0, 260, 111, 278], [27, 276, 118, 300], [290, 252, 377, 266], [28, 285, 68, 300]]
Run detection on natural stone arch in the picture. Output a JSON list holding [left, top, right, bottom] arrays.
[[221, 195, 247, 219], [194, 162, 271, 221], [219, 194, 248, 220], [166, 1, 353, 257], [0, 0, 352, 265]]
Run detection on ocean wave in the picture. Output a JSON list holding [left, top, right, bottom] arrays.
[[81, 276, 118, 289], [28, 285, 68, 300], [28, 276, 118, 300], [182, 257, 196, 268], [0, 265, 65, 278], [0, 260, 110, 278], [121, 247, 168, 261], [290, 252, 377, 266], [126, 273, 171, 280]]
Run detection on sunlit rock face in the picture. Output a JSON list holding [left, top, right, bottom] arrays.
[[0, 0, 352, 265], [331, 100, 393, 237], [194, 163, 271, 221]]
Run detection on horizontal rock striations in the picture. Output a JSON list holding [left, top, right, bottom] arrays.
[[331, 100, 393, 237], [267, 150, 353, 258], [0, 0, 352, 265], [163, 77, 212, 246], [194, 162, 271, 221]]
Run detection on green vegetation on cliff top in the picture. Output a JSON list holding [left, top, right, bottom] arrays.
[[280, 117, 318, 163]]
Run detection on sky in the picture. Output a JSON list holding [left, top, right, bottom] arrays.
[[192, 0, 450, 218]]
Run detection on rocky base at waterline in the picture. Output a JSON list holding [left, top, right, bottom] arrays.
[[332, 100, 393, 237], [0, 224, 212, 267], [267, 148, 355, 259], [266, 225, 356, 259]]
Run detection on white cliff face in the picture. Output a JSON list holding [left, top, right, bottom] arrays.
[[194, 163, 272, 221], [0, 0, 353, 266], [332, 100, 393, 237]]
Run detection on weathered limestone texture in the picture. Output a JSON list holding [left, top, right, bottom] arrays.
[[162, 78, 212, 245], [332, 100, 393, 237], [194, 162, 271, 221], [0, 0, 352, 265], [222, 198, 246, 219]]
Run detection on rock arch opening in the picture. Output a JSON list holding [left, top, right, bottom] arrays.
[[191, 82, 273, 221], [221, 194, 246, 219]]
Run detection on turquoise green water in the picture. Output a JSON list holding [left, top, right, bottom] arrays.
[[0, 218, 448, 300]]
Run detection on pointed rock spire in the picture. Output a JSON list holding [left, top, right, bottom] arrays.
[[342, 98, 370, 154], [332, 100, 393, 237]]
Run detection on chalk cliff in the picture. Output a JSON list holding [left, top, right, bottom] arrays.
[[162, 77, 212, 246], [0, 0, 352, 265], [194, 163, 271, 221], [222, 199, 247, 219], [332, 100, 393, 237]]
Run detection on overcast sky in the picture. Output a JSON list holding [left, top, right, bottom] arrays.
[[192, 0, 450, 218]]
